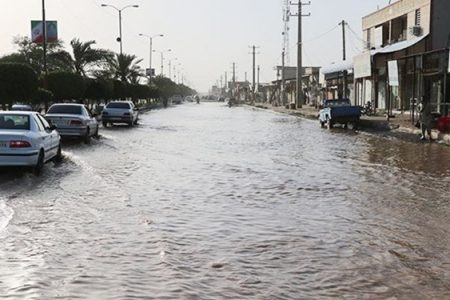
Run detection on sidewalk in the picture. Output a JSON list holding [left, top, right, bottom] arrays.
[[251, 102, 450, 145]]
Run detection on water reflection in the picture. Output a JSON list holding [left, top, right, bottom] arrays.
[[1, 103, 450, 299]]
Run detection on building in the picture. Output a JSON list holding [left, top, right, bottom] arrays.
[[260, 66, 321, 107], [353, 0, 450, 117]]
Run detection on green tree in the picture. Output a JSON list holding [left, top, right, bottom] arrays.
[[0, 63, 38, 109], [84, 78, 113, 103], [33, 88, 54, 112], [70, 38, 113, 77], [106, 53, 143, 84], [11, 36, 72, 75], [47, 71, 85, 101]]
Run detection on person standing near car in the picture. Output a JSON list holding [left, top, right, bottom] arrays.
[[419, 100, 432, 141]]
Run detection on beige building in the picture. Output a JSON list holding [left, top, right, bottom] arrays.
[[354, 0, 450, 117]]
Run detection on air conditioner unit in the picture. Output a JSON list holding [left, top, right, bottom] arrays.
[[410, 26, 422, 36]]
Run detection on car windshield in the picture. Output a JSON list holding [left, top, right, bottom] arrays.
[[48, 105, 82, 115], [107, 102, 130, 109], [0, 114, 30, 130], [326, 100, 350, 107]]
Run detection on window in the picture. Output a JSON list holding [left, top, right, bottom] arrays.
[[37, 114, 51, 130], [47, 105, 82, 115], [0, 114, 30, 130], [106, 102, 131, 109], [33, 115, 45, 131], [415, 9, 421, 26], [366, 29, 371, 49]]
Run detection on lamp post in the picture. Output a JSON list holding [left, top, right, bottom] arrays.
[[101, 3, 139, 55], [42, 0, 48, 88], [139, 33, 163, 80], [153, 49, 172, 76]]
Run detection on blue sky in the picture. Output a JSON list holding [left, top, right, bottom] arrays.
[[0, 0, 391, 92]]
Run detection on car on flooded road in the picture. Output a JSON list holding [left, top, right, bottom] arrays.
[[101, 101, 139, 127], [45, 104, 99, 144], [0, 111, 61, 175]]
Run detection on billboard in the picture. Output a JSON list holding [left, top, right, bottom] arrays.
[[388, 60, 399, 86], [31, 20, 58, 44], [354, 52, 372, 79]]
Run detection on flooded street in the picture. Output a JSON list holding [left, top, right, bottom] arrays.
[[1, 102, 450, 299]]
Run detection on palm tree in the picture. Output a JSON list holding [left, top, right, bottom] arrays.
[[70, 38, 113, 77], [106, 53, 144, 84]]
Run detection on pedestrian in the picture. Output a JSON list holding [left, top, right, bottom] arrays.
[[419, 101, 432, 141]]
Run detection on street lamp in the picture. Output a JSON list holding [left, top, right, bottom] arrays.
[[139, 33, 163, 80], [153, 49, 172, 76], [101, 3, 139, 55]]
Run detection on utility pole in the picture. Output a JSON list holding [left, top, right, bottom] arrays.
[[42, 0, 48, 88], [169, 60, 172, 79], [252, 46, 257, 103], [232, 62, 236, 97], [340, 20, 348, 99], [257, 65, 260, 92], [225, 71, 228, 96], [291, 1, 311, 109], [281, 49, 286, 106]]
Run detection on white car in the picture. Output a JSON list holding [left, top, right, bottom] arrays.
[[0, 111, 61, 174], [45, 104, 99, 143], [101, 101, 139, 127]]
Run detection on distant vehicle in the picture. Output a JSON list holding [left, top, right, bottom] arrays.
[[218, 97, 225, 102], [319, 99, 361, 129], [45, 104, 99, 143], [0, 111, 61, 174], [172, 95, 183, 105], [102, 101, 139, 127], [11, 104, 33, 111], [185, 96, 194, 102]]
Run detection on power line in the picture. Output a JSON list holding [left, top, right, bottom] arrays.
[[302, 24, 339, 45]]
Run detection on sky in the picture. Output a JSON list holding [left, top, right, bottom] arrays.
[[0, 0, 392, 92]]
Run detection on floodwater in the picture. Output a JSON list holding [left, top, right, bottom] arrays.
[[1, 102, 450, 299]]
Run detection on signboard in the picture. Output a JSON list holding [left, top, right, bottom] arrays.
[[388, 60, 399, 86], [31, 20, 58, 44], [145, 68, 155, 77], [354, 52, 372, 79]]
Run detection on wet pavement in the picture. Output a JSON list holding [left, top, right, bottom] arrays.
[[1, 102, 450, 299]]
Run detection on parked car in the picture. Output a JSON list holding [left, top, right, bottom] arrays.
[[101, 101, 139, 127], [185, 96, 194, 102], [0, 111, 61, 174], [319, 99, 361, 129], [11, 104, 33, 111], [45, 104, 99, 143], [171, 95, 183, 105]]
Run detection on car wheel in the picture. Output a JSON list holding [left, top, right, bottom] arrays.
[[33, 150, 45, 176], [84, 128, 91, 144], [133, 118, 138, 125], [93, 125, 99, 138], [53, 144, 63, 163], [343, 123, 348, 129], [129, 121, 134, 127]]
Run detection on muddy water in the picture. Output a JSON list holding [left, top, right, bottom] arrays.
[[1, 103, 450, 299]]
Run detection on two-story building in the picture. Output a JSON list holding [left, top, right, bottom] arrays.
[[353, 0, 450, 117]]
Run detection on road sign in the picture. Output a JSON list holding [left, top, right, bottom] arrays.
[[31, 20, 58, 44]]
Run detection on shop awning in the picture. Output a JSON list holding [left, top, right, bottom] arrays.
[[371, 34, 428, 56], [321, 60, 353, 75]]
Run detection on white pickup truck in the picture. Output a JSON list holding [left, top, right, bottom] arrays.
[[101, 101, 139, 127]]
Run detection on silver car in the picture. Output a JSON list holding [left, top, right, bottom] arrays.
[[101, 101, 139, 127], [45, 104, 99, 144], [0, 111, 61, 175]]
